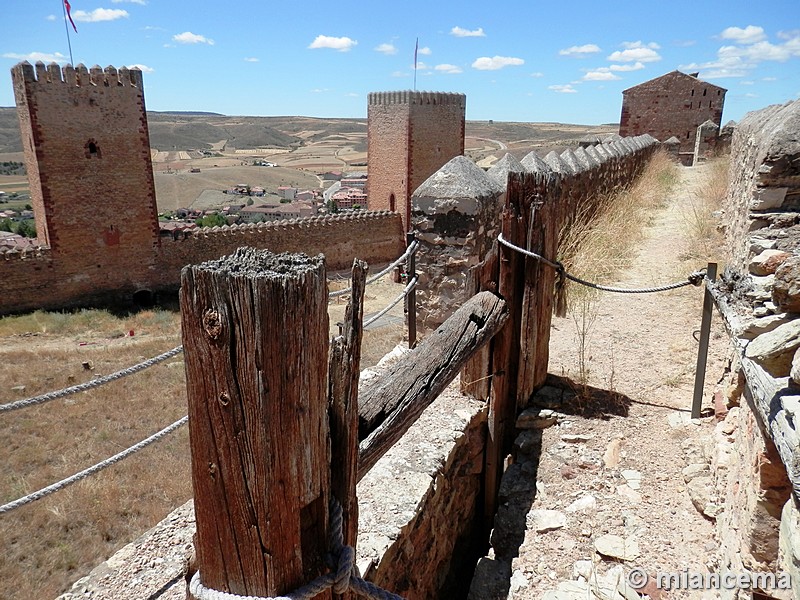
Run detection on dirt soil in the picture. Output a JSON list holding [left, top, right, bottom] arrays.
[[493, 163, 732, 599]]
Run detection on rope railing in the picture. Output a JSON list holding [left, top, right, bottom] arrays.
[[497, 233, 705, 294], [363, 275, 418, 328], [329, 241, 419, 299], [189, 498, 404, 600], [0, 345, 184, 414], [0, 415, 188, 515]]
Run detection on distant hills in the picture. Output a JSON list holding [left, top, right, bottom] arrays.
[[0, 107, 617, 157]]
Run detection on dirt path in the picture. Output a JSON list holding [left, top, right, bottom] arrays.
[[479, 164, 731, 599]]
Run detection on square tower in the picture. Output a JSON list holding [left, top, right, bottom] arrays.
[[12, 61, 160, 297], [619, 70, 726, 161], [367, 91, 466, 231]]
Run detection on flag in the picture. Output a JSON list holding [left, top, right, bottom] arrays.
[[65, 0, 77, 33], [414, 38, 418, 71]]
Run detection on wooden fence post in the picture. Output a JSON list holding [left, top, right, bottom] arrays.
[[328, 259, 367, 600], [181, 248, 333, 599]]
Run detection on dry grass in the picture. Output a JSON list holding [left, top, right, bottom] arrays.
[[679, 157, 729, 264], [0, 278, 404, 599], [557, 149, 680, 383]]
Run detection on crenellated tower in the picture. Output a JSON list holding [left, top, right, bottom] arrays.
[[367, 91, 466, 231], [11, 61, 160, 302]]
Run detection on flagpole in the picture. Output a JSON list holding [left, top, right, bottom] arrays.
[[61, 0, 75, 65], [413, 38, 418, 91]]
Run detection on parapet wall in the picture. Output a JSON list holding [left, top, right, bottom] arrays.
[[368, 90, 466, 107], [714, 98, 800, 597], [724, 100, 800, 274], [0, 211, 405, 314], [411, 135, 659, 331]]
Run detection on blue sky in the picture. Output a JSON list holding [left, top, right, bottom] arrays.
[[1, 1, 798, 125]]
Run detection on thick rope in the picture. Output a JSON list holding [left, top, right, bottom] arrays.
[[0, 345, 184, 413], [363, 276, 417, 328], [0, 415, 188, 514], [190, 499, 404, 600], [329, 241, 419, 298], [497, 233, 705, 294]]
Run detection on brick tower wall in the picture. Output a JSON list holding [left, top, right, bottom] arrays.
[[619, 72, 725, 156], [367, 91, 465, 231], [11, 61, 160, 302]]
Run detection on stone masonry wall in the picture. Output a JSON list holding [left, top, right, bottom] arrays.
[[367, 91, 466, 232], [714, 98, 800, 598], [0, 211, 405, 314], [619, 70, 725, 156]]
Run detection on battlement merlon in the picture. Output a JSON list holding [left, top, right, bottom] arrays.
[[368, 90, 466, 107], [11, 61, 143, 88]]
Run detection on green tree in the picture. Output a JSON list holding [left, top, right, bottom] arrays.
[[0, 218, 12, 232], [195, 213, 228, 228], [16, 219, 36, 238]]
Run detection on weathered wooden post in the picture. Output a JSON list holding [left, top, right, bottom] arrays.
[[181, 247, 333, 599]]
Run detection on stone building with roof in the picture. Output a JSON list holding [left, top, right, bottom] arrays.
[[619, 70, 726, 164]]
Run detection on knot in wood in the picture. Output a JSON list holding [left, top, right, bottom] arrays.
[[218, 392, 230, 406], [202, 309, 223, 339]]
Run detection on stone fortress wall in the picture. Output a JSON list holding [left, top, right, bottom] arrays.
[[711, 98, 800, 597], [0, 63, 405, 315]]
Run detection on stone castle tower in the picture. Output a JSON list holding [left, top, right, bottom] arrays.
[[618, 70, 726, 161], [12, 62, 160, 303], [367, 91, 466, 231]]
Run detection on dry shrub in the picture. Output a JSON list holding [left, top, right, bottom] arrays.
[[680, 157, 729, 263], [557, 148, 680, 383]]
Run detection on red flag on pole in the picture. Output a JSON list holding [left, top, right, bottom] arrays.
[[64, 0, 78, 33]]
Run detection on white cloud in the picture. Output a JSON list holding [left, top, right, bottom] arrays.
[[375, 43, 397, 55], [720, 25, 766, 44], [391, 70, 407, 77], [607, 41, 661, 63], [173, 31, 214, 45], [244, 57, 259, 62], [673, 39, 697, 47], [609, 61, 645, 71], [418, 46, 432, 55], [113, 0, 147, 3], [472, 55, 524, 70], [763, 76, 777, 81], [310, 88, 329, 93], [778, 30, 800, 40], [583, 70, 620, 81], [435, 63, 462, 74], [559, 44, 601, 57], [308, 35, 357, 52], [46, 14, 56, 21], [127, 63, 154, 72], [2, 51, 69, 63], [530, 71, 544, 77], [744, 92, 758, 98], [549, 84, 577, 93], [451, 26, 486, 38], [73, 8, 129, 22], [740, 80, 754, 85], [622, 40, 660, 50]]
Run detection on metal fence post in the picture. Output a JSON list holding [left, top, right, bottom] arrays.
[[691, 262, 717, 419], [406, 231, 417, 349]]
